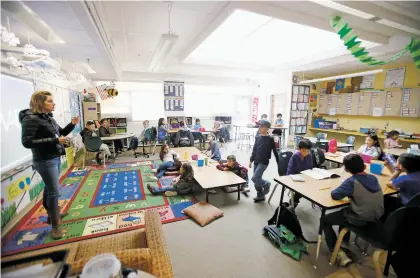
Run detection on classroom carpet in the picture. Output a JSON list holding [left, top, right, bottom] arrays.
[[1, 161, 196, 256]]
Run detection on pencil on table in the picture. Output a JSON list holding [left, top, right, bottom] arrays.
[[319, 187, 331, 191]]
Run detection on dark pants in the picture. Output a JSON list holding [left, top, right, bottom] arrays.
[[33, 157, 61, 228], [323, 209, 353, 252], [381, 196, 404, 222], [192, 132, 205, 143], [157, 161, 175, 179], [114, 139, 123, 152]]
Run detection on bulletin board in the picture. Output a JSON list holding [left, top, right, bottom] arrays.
[[164, 81, 184, 112], [289, 85, 310, 135], [401, 88, 420, 117]]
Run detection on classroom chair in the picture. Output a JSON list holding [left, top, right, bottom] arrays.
[[83, 136, 107, 167], [238, 132, 254, 151], [294, 135, 304, 149], [268, 151, 293, 204], [407, 192, 420, 207], [315, 132, 328, 141], [314, 141, 329, 152], [329, 207, 415, 278], [338, 136, 356, 152]]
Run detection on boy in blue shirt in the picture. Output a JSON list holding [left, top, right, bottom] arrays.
[[324, 154, 384, 266], [286, 139, 313, 206], [384, 153, 420, 216], [249, 120, 279, 202]]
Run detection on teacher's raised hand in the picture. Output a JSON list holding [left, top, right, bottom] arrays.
[[71, 116, 80, 125]]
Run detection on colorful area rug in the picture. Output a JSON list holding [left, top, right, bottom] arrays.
[[1, 161, 196, 256]]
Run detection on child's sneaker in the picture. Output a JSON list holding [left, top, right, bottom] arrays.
[[151, 169, 158, 173], [165, 191, 178, 197], [148, 176, 158, 181], [253, 195, 266, 203], [337, 250, 352, 267], [147, 184, 156, 195]]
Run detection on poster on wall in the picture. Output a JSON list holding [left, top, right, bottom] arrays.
[[335, 78, 345, 91], [251, 96, 259, 123], [385, 67, 406, 88], [360, 75, 375, 89], [164, 81, 184, 111], [70, 91, 83, 133], [309, 93, 318, 108]]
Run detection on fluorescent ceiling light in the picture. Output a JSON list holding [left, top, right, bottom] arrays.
[[376, 19, 420, 36], [148, 33, 179, 72], [185, 10, 379, 69], [309, 1, 375, 20], [78, 62, 96, 74], [298, 69, 384, 84]]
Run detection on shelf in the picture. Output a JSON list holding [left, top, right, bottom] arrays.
[[309, 128, 420, 143]]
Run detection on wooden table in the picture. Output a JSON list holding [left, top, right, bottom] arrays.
[[306, 137, 354, 152], [384, 148, 407, 157], [173, 147, 246, 202], [101, 133, 135, 158], [274, 167, 397, 268]]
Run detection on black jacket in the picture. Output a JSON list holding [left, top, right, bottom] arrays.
[[19, 109, 75, 161], [250, 135, 279, 165], [99, 126, 112, 137]]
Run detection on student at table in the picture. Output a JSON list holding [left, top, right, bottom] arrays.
[[357, 134, 382, 159], [286, 138, 313, 206], [249, 120, 279, 202], [204, 133, 221, 161], [99, 119, 123, 154], [384, 153, 420, 217], [272, 113, 284, 136], [192, 118, 205, 148], [324, 154, 384, 267], [158, 118, 169, 142], [81, 120, 111, 164], [384, 130, 402, 149]]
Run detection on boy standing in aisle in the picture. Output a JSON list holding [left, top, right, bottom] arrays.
[[249, 120, 279, 202]]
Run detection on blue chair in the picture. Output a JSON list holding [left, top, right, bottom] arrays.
[[315, 132, 327, 141], [338, 136, 356, 152]]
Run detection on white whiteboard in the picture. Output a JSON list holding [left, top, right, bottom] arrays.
[[1, 75, 34, 172]]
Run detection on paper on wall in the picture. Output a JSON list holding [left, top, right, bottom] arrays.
[[372, 107, 383, 117], [292, 103, 297, 110], [329, 108, 336, 115], [292, 94, 298, 102]]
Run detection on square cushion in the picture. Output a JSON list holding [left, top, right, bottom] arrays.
[[182, 202, 224, 227]]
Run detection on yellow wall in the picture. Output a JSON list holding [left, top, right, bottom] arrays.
[[306, 61, 420, 148]]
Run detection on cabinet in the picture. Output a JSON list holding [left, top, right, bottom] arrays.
[[83, 102, 101, 124], [370, 91, 387, 116], [357, 92, 372, 115], [318, 94, 328, 114], [401, 88, 420, 118], [326, 95, 338, 115], [384, 90, 403, 116], [336, 93, 347, 115]]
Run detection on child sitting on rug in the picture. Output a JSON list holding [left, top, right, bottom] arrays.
[[150, 144, 180, 180], [217, 155, 249, 193], [147, 163, 195, 196]]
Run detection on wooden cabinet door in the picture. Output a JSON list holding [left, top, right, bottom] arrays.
[[357, 91, 372, 115], [401, 88, 420, 118], [384, 90, 403, 116], [370, 91, 387, 116], [318, 94, 328, 114], [336, 93, 348, 115]]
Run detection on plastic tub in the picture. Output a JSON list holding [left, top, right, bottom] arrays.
[[192, 154, 198, 161], [197, 159, 204, 167], [360, 154, 373, 164], [370, 163, 384, 175]]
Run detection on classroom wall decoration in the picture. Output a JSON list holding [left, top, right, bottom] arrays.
[[360, 75, 375, 89], [385, 67, 406, 88], [289, 85, 310, 135], [330, 16, 420, 70], [335, 78, 345, 91], [251, 96, 259, 123], [164, 81, 184, 111], [309, 93, 318, 108]]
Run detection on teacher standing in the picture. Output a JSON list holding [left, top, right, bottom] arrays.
[[19, 91, 79, 239]]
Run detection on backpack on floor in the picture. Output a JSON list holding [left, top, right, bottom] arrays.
[[128, 136, 139, 150], [267, 203, 316, 244], [263, 224, 308, 260]]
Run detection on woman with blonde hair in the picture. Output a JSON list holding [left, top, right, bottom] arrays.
[[19, 91, 79, 239]]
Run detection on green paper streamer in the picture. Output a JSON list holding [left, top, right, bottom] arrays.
[[330, 16, 420, 70]]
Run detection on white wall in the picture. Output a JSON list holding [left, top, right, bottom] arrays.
[[101, 82, 255, 135]]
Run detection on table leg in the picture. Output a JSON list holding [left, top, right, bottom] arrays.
[[206, 190, 209, 203], [237, 185, 241, 200], [276, 185, 286, 226], [314, 208, 326, 269], [112, 141, 116, 160]]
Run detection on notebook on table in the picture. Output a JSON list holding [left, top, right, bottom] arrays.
[[290, 174, 305, 182], [301, 168, 340, 180]]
